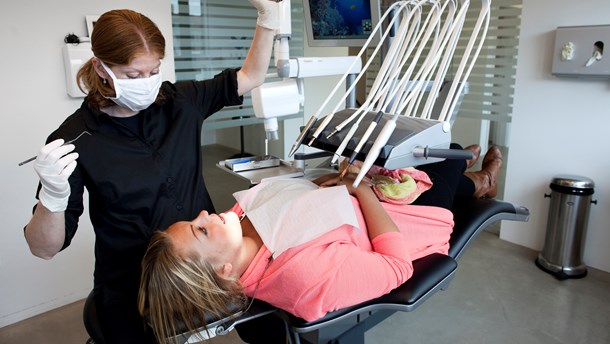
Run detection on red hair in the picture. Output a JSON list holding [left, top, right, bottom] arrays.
[[77, 9, 166, 109]]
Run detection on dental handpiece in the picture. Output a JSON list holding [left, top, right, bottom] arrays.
[[18, 131, 92, 166], [329, 109, 369, 164], [338, 111, 384, 179], [288, 116, 317, 157], [352, 119, 397, 188], [347, 111, 384, 165], [331, 124, 359, 166], [307, 113, 334, 146]]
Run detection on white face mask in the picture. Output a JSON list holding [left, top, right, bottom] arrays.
[[100, 62, 162, 112]]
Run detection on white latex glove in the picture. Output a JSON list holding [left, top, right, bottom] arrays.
[[248, 0, 281, 31], [34, 139, 79, 212]]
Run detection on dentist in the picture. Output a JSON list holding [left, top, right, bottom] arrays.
[[23, 1, 280, 343]]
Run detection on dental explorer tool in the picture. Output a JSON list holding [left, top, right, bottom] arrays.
[[352, 116, 397, 188], [338, 110, 385, 180], [18, 131, 92, 166], [287, 116, 317, 157]]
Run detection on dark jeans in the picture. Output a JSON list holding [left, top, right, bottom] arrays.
[[412, 143, 474, 210]]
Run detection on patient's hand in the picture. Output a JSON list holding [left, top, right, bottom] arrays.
[[320, 173, 397, 239], [312, 173, 340, 186], [316, 173, 368, 196]]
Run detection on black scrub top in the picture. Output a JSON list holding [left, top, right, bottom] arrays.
[[32, 68, 243, 297]]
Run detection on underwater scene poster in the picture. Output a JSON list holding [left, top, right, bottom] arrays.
[[309, 0, 374, 39]]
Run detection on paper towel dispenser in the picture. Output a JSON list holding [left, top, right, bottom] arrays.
[[551, 25, 610, 79], [62, 42, 93, 97]]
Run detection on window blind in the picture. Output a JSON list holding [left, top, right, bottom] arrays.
[[457, 0, 522, 124], [171, 0, 305, 130]]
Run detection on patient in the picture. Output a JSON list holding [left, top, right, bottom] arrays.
[[138, 145, 502, 343]]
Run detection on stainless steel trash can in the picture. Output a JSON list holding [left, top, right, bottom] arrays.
[[536, 174, 596, 279]]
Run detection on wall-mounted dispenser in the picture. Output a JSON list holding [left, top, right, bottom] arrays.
[[551, 25, 610, 79], [62, 42, 93, 97]]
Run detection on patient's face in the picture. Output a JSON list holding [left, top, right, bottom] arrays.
[[166, 210, 243, 266]]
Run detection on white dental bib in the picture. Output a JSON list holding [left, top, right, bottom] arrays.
[[233, 178, 359, 258]]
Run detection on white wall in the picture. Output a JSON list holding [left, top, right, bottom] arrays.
[[0, 0, 174, 327], [501, 0, 610, 272]]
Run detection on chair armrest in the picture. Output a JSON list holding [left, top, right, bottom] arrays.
[[450, 198, 530, 260]]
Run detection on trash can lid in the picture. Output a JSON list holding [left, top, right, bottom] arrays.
[[551, 174, 595, 189]]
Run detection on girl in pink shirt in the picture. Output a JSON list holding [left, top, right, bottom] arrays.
[[138, 144, 503, 344]]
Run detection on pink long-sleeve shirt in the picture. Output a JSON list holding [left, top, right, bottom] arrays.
[[231, 197, 453, 322]]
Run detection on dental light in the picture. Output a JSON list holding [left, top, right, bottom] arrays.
[[251, 1, 362, 141]]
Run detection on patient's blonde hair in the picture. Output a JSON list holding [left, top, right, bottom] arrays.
[[138, 231, 247, 344]]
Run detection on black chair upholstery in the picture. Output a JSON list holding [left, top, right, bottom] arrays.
[[83, 290, 105, 344], [82, 198, 529, 344], [450, 198, 529, 259]]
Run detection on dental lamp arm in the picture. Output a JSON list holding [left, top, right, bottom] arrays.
[[252, 55, 361, 142], [252, 0, 362, 142]]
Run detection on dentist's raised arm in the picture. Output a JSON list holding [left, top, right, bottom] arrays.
[[237, 0, 282, 96]]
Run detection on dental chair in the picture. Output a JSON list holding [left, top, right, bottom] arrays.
[[83, 0, 520, 340], [83, 197, 529, 344]]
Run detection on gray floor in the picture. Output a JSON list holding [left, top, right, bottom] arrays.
[[2, 144, 609, 344]]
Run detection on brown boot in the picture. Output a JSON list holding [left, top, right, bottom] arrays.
[[464, 144, 481, 169], [464, 146, 503, 198]]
